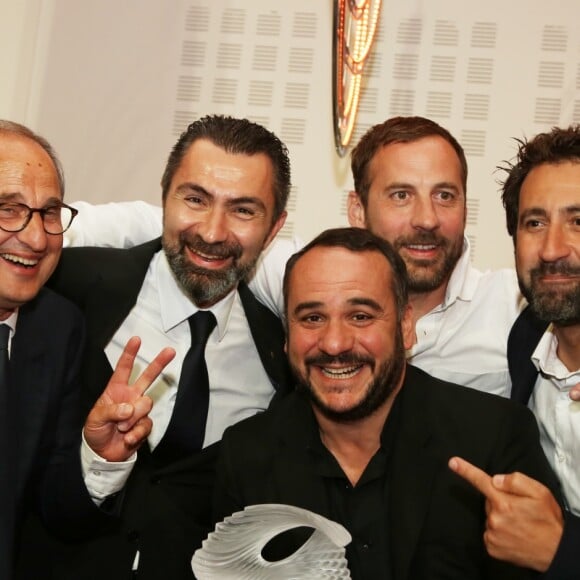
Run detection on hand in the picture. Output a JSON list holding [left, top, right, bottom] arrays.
[[84, 336, 175, 462], [448, 456, 563, 572], [569, 382, 580, 401]]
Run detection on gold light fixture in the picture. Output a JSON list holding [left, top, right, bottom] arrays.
[[333, 0, 382, 157]]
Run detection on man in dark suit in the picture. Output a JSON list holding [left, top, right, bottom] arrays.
[[46, 115, 293, 579], [214, 227, 559, 579], [0, 121, 174, 580]]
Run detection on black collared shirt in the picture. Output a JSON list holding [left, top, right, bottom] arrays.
[[307, 393, 402, 580]]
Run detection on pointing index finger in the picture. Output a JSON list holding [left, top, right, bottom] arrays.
[[449, 456, 497, 500]]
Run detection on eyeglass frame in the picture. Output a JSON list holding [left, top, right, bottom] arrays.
[[0, 201, 79, 235]]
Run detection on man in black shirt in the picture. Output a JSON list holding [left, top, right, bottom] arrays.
[[213, 227, 560, 580]]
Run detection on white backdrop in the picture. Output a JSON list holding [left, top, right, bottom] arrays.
[[2, 0, 579, 268]]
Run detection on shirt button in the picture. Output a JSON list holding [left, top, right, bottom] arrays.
[[557, 453, 565, 463], [362, 543, 369, 550], [93, 470, 101, 476]]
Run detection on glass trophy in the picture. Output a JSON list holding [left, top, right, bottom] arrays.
[[191, 503, 352, 579]]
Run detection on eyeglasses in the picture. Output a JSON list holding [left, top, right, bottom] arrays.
[[0, 202, 78, 235]]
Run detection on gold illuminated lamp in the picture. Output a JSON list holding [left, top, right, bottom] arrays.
[[333, 0, 382, 157]]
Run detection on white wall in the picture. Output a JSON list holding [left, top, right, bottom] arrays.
[[2, 0, 579, 269]]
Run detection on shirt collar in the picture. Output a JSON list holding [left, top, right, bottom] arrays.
[[0, 310, 18, 337], [154, 250, 237, 341], [531, 325, 580, 382], [440, 236, 477, 308]]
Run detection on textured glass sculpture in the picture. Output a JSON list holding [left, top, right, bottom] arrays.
[[191, 504, 352, 579]]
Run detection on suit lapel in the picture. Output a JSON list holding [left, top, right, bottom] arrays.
[[389, 367, 443, 580], [9, 297, 53, 492], [507, 306, 547, 404], [77, 239, 162, 409], [238, 282, 291, 399], [84, 238, 162, 348]]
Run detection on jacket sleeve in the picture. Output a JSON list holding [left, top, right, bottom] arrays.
[[543, 511, 580, 580]]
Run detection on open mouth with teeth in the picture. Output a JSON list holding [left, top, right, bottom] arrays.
[[318, 364, 365, 379], [186, 246, 234, 269], [1, 253, 40, 268]]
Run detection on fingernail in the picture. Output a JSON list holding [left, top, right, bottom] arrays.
[[492, 474, 505, 487]]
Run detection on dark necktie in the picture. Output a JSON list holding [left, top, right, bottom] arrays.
[[154, 311, 216, 462]]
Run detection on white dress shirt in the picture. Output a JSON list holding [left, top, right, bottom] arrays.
[[407, 239, 523, 396], [83, 249, 276, 498], [107, 249, 276, 447], [529, 328, 580, 515]]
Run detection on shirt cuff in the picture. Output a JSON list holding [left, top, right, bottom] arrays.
[[81, 434, 137, 505]]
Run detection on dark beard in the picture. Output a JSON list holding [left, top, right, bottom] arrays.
[[293, 329, 406, 423], [163, 232, 256, 307], [393, 231, 463, 293], [518, 261, 580, 326]]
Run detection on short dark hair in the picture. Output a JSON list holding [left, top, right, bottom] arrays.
[[283, 227, 409, 319], [351, 116, 467, 206], [0, 120, 65, 197], [161, 115, 291, 222], [500, 125, 580, 239]]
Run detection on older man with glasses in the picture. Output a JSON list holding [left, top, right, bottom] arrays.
[[0, 120, 174, 579]]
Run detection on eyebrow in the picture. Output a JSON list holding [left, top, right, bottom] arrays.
[[0, 192, 62, 206], [292, 296, 383, 317], [383, 181, 461, 192], [520, 205, 580, 223], [175, 182, 267, 211]]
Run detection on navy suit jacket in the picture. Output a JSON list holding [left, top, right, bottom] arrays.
[[3, 288, 103, 579], [39, 238, 293, 580], [508, 307, 580, 580], [215, 365, 560, 580]]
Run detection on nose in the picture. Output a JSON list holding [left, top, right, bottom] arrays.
[[16, 212, 48, 252], [197, 207, 229, 244], [411, 197, 439, 231], [317, 318, 355, 356], [539, 224, 570, 263]]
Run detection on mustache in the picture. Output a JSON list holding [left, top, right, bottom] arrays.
[[178, 232, 243, 261], [394, 231, 447, 248], [530, 261, 580, 279], [304, 352, 374, 367]]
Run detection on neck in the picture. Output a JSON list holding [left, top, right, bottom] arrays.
[[313, 374, 404, 486], [408, 283, 447, 325], [553, 323, 580, 371], [0, 308, 15, 321]]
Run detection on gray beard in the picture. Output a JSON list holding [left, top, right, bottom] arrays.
[[163, 235, 256, 307]]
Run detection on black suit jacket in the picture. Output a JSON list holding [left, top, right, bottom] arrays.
[[3, 288, 105, 579], [508, 307, 580, 580], [215, 365, 560, 580], [41, 238, 292, 580]]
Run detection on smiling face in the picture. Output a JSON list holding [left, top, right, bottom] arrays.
[[285, 246, 414, 423], [0, 133, 63, 319], [515, 162, 580, 325], [162, 138, 286, 307], [348, 136, 466, 295]]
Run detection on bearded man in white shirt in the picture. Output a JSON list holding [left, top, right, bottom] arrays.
[[450, 124, 580, 579], [32, 115, 293, 580]]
